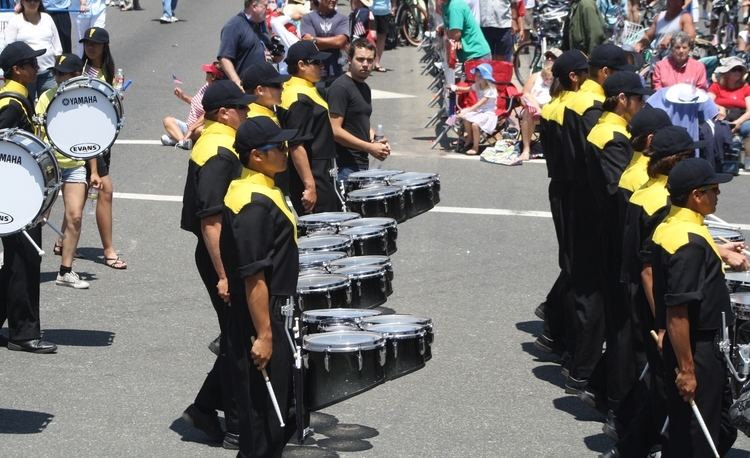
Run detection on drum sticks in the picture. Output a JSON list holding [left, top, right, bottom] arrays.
[[251, 337, 285, 428]]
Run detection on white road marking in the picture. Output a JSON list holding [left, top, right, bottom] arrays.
[[371, 89, 416, 99]]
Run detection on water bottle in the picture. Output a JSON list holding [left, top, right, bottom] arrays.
[[114, 68, 124, 91], [372, 124, 385, 170], [87, 186, 99, 215]]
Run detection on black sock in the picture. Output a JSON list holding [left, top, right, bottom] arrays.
[[59, 265, 72, 276]]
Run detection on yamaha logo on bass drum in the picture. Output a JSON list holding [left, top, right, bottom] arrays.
[[61, 95, 98, 106], [0, 153, 22, 165]]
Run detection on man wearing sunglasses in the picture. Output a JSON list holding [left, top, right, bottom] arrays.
[[0, 41, 58, 354], [180, 80, 256, 449], [651, 157, 737, 457], [241, 61, 290, 126]]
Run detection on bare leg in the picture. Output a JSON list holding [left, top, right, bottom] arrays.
[[466, 122, 480, 155], [519, 110, 534, 160], [162, 116, 183, 141], [60, 182, 86, 268], [462, 118, 473, 148], [96, 175, 119, 262], [375, 28, 386, 68]]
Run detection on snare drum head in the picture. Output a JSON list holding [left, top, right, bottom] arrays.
[[709, 227, 744, 243], [297, 273, 350, 292], [390, 177, 433, 189], [332, 264, 384, 279], [299, 251, 347, 268], [362, 314, 432, 328], [302, 308, 381, 324], [298, 212, 361, 226], [347, 185, 404, 201], [303, 330, 384, 352], [340, 217, 398, 230], [388, 172, 439, 183], [329, 255, 391, 269], [339, 225, 386, 238], [298, 235, 352, 252], [347, 169, 404, 182], [726, 271, 750, 286], [46, 78, 120, 159], [0, 142, 48, 234], [731, 292, 750, 306], [363, 323, 424, 338]]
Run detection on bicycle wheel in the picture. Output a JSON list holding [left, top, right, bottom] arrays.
[[513, 41, 541, 86], [401, 6, 425, 47]]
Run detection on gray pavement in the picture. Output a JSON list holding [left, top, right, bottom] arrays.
[[2, 1, 750, 457]]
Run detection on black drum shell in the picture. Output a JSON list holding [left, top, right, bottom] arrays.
[[362, 315, 433, 360], [333, 266, 388, 309], [298, 285, 351, 311], [346, 187, 406, 222], [329, 256, 394, 297], [392, 178, 437, 219], [339, 218, 398, 255], [340, 227, 389, 256], [303, 345, 386, 411], [381, 334, 427, 380], [298, 235, 354, 257]]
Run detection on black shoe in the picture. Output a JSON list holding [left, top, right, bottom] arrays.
[[223, 432, 239, 450], [181, 404, 223, 442], [534, 303, 545, 320], [602, 409, 619, 441], [599, 448, 620, 458], [533, 334, 559, 354], [208, 334, 220, 356], [8, 339, 57, 354], [564, 375, 597, 408]]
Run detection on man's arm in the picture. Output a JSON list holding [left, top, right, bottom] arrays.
[[641, 264, 656, 318], [219, 57, 242, 88], [201, 215, 229, 302], [245, 271, 273, 370], [330, 114, 389, 160], [308, 34, 349, 50], [681, 12, 696, 40], [667, 304, 696, 401], [290, 144, 317, 213]]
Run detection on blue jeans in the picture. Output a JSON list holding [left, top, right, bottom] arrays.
[[337, 164, 363, 183], [162, 0, 178, 16], [738, 119, 750, 138]]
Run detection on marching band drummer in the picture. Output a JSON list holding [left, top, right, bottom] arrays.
[[36, 53, 92, 290], [651, 158, 738, 457], [220, 117, 302, 457], [0, 41, 57, 353]]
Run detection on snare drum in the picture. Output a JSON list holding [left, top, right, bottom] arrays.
[[339, 226, 389, 256], [362, 323, 427, 380], [732, 292, 750, 321], [344, 169, 404, 194], [346, 186, 406, 222], [298, 234, 353, 256], [0, 129, 60, 236], [44, 76, 123, 160], [332, 264, 389, 309], [296, 273, 351, 310], [329, 255, 394, 296], [362, 314, 434, 360], [303, 331, 386, 410], [299, 251, 347, 272], [709, 227, 745, 244], [301, 308, 381, 334], [297, 212, 361, 236], [339, 217, 398, 255], [727, 271, 750, 292]]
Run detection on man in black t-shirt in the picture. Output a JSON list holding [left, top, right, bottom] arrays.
[[328, 39, 390, 182]]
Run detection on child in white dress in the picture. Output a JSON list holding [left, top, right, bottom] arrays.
[[451, 63, 498, 155]]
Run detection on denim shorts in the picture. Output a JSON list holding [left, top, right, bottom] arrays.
[[61, 165, 87, 183], [176, 119, 188, 134]]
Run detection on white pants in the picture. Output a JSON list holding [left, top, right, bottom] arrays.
[[72, 10, 107, 56]]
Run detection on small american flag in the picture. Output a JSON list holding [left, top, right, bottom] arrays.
[[172, 74, 183, 85]]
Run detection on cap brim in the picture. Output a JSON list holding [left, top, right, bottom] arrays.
[[705, 172, 734, 186], [238, 93, 258, 105], [627, 87, 655, 96], [266, 73, 291, 84], [269, 128, 301, 144], [30, 48, 45, 58], [313, 51, 331, 61]]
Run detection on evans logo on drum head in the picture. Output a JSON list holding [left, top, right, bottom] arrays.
[[0, 212, 14, 224], [70, 143, 101, 154]]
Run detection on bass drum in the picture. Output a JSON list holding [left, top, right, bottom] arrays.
[[303, 331, 386, 411], [44, 76, 123, 159], [0, 129, 60, 236], [339, 217, 398, 255]]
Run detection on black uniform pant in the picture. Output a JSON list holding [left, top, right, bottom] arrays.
[[193, 237, 238, 433], [0, 226, 42, 342], [663, 334, 737, 458], [289, 158, 341, 215], [48, 12, 72, 54], [228, 297, 296, 457]]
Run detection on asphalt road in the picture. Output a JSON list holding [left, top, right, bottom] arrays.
[[1, 1, 750, 457]]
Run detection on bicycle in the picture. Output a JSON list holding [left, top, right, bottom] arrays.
[[712, 0, 744, 54], [511, 1, 567, 86], [396, 0, 427, 47]]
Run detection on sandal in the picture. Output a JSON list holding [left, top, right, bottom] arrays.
[[53, 241, 85, 259], [465, 149, 479, 156], [373, 66, 388, 72], [104, 256, 128, 270]]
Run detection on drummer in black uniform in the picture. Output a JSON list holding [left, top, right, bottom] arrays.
[[0, 42, 57, 353], [280, 40, 341, 215], [651, 158, 737, 457], [221, 117, 301, 457], [180, 80, 256, 447]]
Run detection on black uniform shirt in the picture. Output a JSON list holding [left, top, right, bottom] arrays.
[[540, 90, 574, 180], [0, 80, 34, 130], [563, 79, 604, 182], [327, 73, 372, 170], [221, 170, 299, 302], [651, 206, 733, 330], [280, 76, 335, 161], [180, 121, 244, 235], [586, 111, 634, 198]]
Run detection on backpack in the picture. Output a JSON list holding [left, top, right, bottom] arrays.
[[385, 15, 398, 50]]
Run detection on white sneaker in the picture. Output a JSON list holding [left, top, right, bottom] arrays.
[[56, 271, 90, 289], [170, 16, 179, 22], [176, 139, 193, 150], [161, 134, 177, 146], [159, 14, 172, 23]]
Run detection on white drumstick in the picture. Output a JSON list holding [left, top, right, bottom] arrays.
[[251, 337, 285, 428], [717, 236, 750, 258], [21, 229, 44, 256]]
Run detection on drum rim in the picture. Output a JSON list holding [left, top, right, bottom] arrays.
[[340, 217, 398, 229], [362, 314, 433, 327], [363, 323, 426, 339], [302, 308, 381, 323], [298, 212, 361, 224], [339, 226, 388, 238], [389, 177, 434, 188], [731, 292, 750, 305], [299, 251, 348, 265], [332, 265, 387, 279], [346, 169, 404, 181], [387, 172, 439, 182], [303, 330, 385, 351], [297, 274, 351, 292]]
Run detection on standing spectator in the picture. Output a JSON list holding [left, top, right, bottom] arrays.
[[562, 0, 605, 55], [43, 0, 71, 53], [218, 0, 271, 89], [440, 0, 490, 63], [370, 0, 393, 71], [5, 0, 62, 101], [350, 0, 374, 43], [479, 0, 517, 62], [159, 0, 178, 23], [161, 62, 225, 148], [72, 0, 106, 56], [652, 32, 707, 90], [465, 0, 479, 24], [329, 39, 390, 180], [301, 0, 350, 81]]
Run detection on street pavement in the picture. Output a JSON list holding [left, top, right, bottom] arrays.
[[1, 1, 750, 457]]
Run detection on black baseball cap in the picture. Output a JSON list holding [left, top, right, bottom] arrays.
[[240, 62, 291, 92], [667, 157, 732, 195], [79, 27, 109, 44], [603, 71, 653, 97], [551, 50, 588, 79], [589, 43, 632, 71], [629, 105, 672, 138], [201, 80, 257, 111], [235, 117, 299, 164], [284, 41, 331, 66], [0, 41, 44, 72], [650, 126, 704, 161], [52, 53, 84, 74]]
